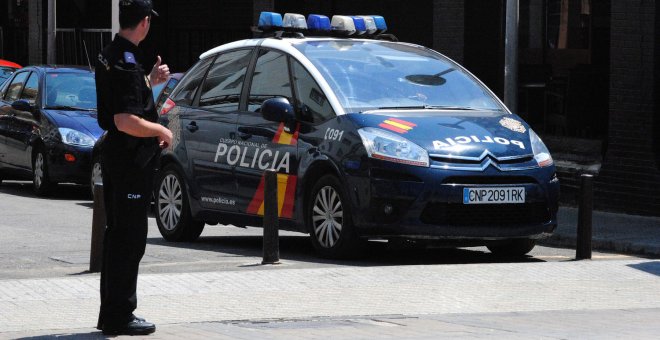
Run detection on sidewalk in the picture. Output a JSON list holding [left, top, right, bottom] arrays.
[[1, 207, 660, 339], [540, 206, 660, 256], [1, 259, 660, 339]]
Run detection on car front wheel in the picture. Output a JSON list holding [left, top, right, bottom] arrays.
[[33, 148, 54, 196], [155, 165, 204, 241], [90, 157, 103, 198], [307, 174, 361, 258]]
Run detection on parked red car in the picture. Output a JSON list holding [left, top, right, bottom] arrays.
[[0, 59, 22, 85]]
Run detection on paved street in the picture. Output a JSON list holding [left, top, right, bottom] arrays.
[[1, 180, 659, 339]]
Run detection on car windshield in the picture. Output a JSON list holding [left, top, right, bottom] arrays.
[[45, 72, 97, 111], [294, 40, 504, 113]]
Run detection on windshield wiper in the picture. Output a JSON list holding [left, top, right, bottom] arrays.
[[46, 105, 97, 111], [375, 105, 479, 111]]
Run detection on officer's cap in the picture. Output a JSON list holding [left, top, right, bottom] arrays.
[[120, 0, 159, 26]]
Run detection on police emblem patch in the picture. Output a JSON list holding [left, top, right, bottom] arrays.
[[499, 117, 526, 133]]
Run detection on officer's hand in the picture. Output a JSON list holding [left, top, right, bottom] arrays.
[[158, 127, 173, 149], [150, 55, 170, 86]]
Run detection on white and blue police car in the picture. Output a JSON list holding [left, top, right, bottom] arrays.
[[154, 13, 559, 258]]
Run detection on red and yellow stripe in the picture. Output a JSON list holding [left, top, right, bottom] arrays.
[[379, 117, 416, 134], [246, 122, 299, 218]]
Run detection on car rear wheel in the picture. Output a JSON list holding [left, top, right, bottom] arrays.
[[155, 165, 204, 241], [487, 238, 536, 256], [90, 156, 103, 198], [307, 174, 361, 258], [33, 148, 54, 196]]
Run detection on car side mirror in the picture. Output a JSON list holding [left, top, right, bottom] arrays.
[[261, 97, 295, 123], [11, 99, 32, 112]]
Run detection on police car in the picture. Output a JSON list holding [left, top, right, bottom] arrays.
[[154, 13, 559, 258]]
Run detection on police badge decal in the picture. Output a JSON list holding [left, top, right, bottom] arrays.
[[499, 117, 526, 133]]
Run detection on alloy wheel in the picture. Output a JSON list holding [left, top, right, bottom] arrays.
[[311, 185, 344, 248], [34, 153, 45, 189], [158, 173, 182, 231]]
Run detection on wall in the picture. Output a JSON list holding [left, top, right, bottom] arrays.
[[596, 0, 660, 215]]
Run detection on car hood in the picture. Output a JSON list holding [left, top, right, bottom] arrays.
[[346, 110, 534, 159], [43, 109, 104, 140]]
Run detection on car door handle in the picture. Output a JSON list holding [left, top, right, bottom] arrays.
[[237, 132, 252, 140], [186, 122, 198, 132]]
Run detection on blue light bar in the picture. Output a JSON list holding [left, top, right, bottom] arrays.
[[307, 14, 331, 31], [352, 16, 367, 35], [371, 15, 387, 33], [258, 12, 283, 30]]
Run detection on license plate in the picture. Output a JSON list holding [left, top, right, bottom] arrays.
[[463, 187, 525, 204]]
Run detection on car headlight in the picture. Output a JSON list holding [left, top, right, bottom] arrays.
[[530, 129, 553, 167], [358, 127, 429, 167], [58, 128, 96, 147]]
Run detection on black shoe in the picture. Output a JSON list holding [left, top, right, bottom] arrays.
[[102, 317, 156, 335]]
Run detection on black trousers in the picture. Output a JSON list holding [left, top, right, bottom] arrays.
[[97, 154, 154, 329]]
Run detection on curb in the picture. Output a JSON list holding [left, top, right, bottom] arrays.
[[540, 235, 660, 258]]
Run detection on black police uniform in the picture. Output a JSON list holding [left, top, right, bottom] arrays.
[[94, 33, 159, 329]]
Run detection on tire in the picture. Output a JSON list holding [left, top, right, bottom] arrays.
[[154, 164, 204, 241], [306, 174, 361, 258], [487, 239, 537, 256], [32, 148, 54, 196], [90, 156, 103, 199]]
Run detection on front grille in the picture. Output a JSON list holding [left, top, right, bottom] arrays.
[[420, 202, 550, 226], [442, 176, 537, 185]]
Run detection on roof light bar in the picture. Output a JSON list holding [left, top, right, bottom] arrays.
[[283, 13, 307, 29], [255, 12, 389, 38], [371, 15, 387, 33], [258, 12, 283, 30], [359, 16, 378, 34], [351, 16, 367, 35], [307, 14, 331, 31], [331, 15, 356, 35]]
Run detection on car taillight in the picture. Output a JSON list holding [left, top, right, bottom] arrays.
[[159, 98, 176, 115]]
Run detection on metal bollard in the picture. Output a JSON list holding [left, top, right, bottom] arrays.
[[576, 174, 593, 260], [89, 183, 106, 272], [262, 169, 280, 264]]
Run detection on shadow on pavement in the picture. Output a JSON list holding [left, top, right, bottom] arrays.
[[628, 261, 660, 277], [146, 234, 545, 267], [15, 331, 107, 339], [0, 180, 91, 201]]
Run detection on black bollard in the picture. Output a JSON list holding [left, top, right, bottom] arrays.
[[576, 174, 593, 260], [90, 183, 106, 272], [262, 169, 280, 264]]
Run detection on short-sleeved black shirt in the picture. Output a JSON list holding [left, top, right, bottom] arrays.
[[95, 34, 158, 164]]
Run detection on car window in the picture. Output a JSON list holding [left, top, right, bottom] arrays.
[[20, 72, 39, 104], [171, 57, 213, 106], [295, 40, 503, 113], [4, 71, 29, 102], [291, 60, 334, 124], [247, 49, 292, 112], [45, 72, 97, 110], [154, 76, 179, 111], [199, 49, 251, 113], [0, 66, 17, 84]]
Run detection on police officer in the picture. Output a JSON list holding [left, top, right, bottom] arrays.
[[94, 0, 171, 335]]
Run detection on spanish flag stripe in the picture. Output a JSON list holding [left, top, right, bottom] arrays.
[[246, 175, 266, 214], [388, 117, 416, 127], [384, 119, 413, 130], [280, 175, 298, 218], [278, 131, 293, 145], [290, 123, 300, 146], [272, 123, 285, 143], [379, 122, 407, 134], [276, 173, 288, 215]]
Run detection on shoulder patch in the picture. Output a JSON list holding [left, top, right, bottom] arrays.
[[123, 52, 136, 65]]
